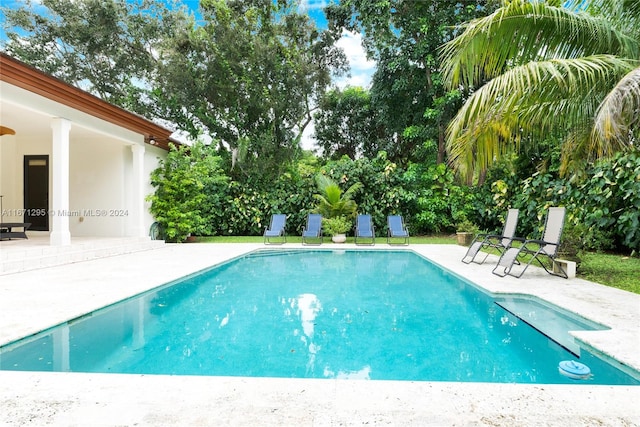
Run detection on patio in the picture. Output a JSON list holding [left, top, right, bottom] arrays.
[[0, 242, 638, 426], [0, 232, 165, 275]]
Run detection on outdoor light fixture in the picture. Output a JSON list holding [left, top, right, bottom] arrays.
[[0, 126, 16, 136]]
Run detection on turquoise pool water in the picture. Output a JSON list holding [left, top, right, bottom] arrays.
[[1, 249, 638, 384]]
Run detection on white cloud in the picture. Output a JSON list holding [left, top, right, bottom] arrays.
[[298, 0, 329, 12], [300, 30, 377, 150], [334, 29, 376, 89]]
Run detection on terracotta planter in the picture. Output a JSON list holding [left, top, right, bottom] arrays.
[[456, 232, 473, 246]]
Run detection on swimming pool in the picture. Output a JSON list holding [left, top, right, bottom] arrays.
[[1, 249, 638, 385]]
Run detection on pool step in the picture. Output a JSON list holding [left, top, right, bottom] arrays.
[[495, 296, 608, 356], [0, 237, 165, 275]]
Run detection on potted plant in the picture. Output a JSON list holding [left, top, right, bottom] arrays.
[[456, 218, 478, 246], [322, 216, 352, 243], [313, 174, 362, 242]]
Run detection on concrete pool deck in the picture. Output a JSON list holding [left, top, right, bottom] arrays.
[[0, 242, 638, 426]]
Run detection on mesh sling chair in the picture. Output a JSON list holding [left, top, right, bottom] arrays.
[[387, 215, 409, 245], [492, 207, 568, 279], [354, 214, 375, 245], [301, 213, 323, 245], [263, 214, 287, 244], [462, 208, 519, 264]]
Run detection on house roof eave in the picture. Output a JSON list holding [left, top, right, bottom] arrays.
[[0, 52, 179, 150]]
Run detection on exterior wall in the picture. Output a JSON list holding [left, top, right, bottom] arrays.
[[64, 138, 167, 237], [1, 80, 170, 240], [69, 136, 128, 237]]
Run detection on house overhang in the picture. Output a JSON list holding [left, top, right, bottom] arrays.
[[0, 52, 178, 150]]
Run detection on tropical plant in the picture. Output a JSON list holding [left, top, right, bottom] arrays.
[[313, 174, 362, 220], [456, 218, 479, 234], [322, 216, 352, 236], [441, 0, 640, 179], [405, 163, 476, 233]]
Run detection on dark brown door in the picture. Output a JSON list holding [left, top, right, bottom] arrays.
[[24, 155, 49, 231]]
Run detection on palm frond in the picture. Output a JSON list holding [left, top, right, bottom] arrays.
[[441, 0, 638, 88], [447, 55, 635, 175], [593, 65, 640, 154]]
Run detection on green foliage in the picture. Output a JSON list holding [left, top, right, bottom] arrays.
[[325, 0, 498, 166], [2, 0, 192, 114], [456, 218, 479, 234], [318, 153, 413, 233], [442, 0, 640, 179], [473, 149, 640, 253], [313, 87, 383, 159], [211, 171, 317, 236], [577, 150, 640, 251], [404, 163, 476, 234], [322, 216, 352, 235], [147, 142, 228, 242], [313, 174, 362, 219], [155, 0, 347, 182]]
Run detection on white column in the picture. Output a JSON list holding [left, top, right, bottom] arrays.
[[50, 118, 71, 246], [130, 143, 146, 237]]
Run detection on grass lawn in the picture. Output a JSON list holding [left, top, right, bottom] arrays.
[[577, 252, 640, 295], [195, 235, 639, 294]]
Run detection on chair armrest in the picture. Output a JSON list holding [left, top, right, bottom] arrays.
[[523, 238, 558, 247]]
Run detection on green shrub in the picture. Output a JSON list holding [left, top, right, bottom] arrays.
[[405, 163, 476, 234], [147, 142, 228, 242], [322, 216, 352, 235], [577, 150, 640, 252]]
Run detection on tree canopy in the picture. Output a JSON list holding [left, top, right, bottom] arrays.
[[1, 0, 192, 114], [325, 0, 498, 166], [2, 0, 347, 181], [313, 86, 384, 159], [154, 0, 347, 180]]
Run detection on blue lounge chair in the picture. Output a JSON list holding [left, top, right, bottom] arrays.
[[387, 215, 409, 245], [462, 208, 519, 264], [493, 207, 567, 278], [264, 214, 287, 245], [302, 213, 323, 245], [355, 214, 375, 245]]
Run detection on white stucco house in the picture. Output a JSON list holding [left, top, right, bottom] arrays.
[[0, 52, 177, 246]]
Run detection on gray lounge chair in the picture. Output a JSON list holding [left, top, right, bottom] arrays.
[[462, 208, 519, 264], [355, 214, 375, 245], [264, 214, 287, 245], [493, 207, 567, 278], [387, 215, 409, 245], [302, 213, 323, 245]]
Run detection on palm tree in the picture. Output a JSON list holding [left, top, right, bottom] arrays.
[[440, 0, 640, 179]]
